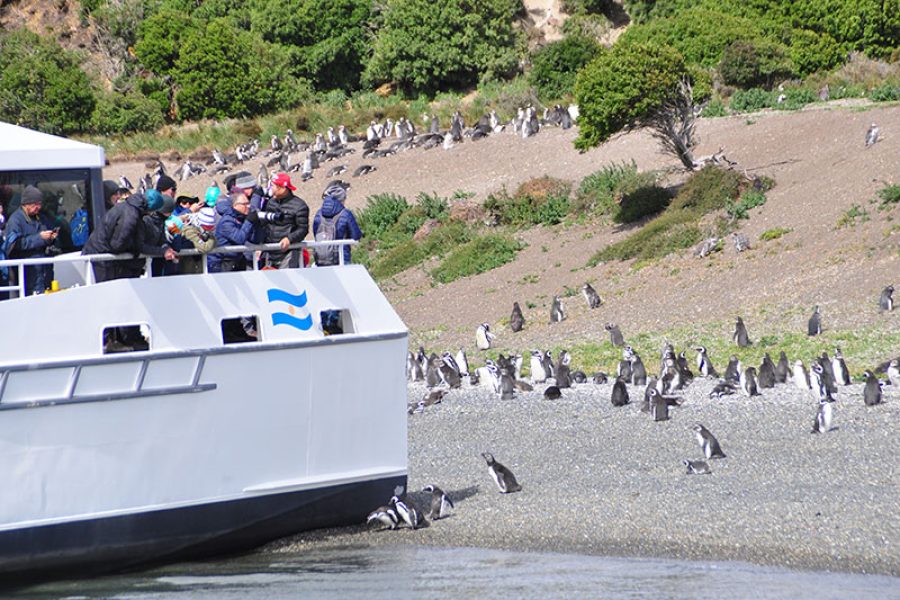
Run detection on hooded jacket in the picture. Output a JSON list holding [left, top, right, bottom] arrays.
[[209, 206, 257, 272], [312, 195, 362, 264]]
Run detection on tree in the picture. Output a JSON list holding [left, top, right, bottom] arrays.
[[363, 0, 521, 95], [135, 9, 200, 76], [529, 34, 603, 100], [0, 30, 96, 134], [575, 41, 702, 169]]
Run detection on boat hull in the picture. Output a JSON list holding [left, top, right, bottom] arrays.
[[0, 473, 405, 585]]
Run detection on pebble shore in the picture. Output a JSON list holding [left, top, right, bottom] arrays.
[[269, 376, 899, 576]]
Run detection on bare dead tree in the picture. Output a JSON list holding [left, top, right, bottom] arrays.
[[643, 77, 699, 171]]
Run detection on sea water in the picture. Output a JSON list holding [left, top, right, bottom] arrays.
[[14, 546, 899, 599]]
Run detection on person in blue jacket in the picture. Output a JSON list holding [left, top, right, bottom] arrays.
[[3, 185, 59, 295], [209, 193, 258, 273], [312, 181, 362, 265]]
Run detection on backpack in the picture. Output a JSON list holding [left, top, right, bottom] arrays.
[[70, 208, 90, 248], [314, 209, 344, 266]]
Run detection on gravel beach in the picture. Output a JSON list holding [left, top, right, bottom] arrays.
[[268, 373, 899, 576]]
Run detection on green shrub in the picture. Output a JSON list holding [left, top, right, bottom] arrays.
[[358, 193, 410, 241], [368, 221, 474, 280], [869, 83, 900, 102], [484, 177, 571, 227], [729, 87, 775, 112], [726, 189, 766, 221], [431, 234, 524, 284], [780, 87, 817, 110], [417, 192, 450, 221], [718, 38, 794, 89], [574, 161, 641, 215], [135, 8, 198, 76], [877, 184, 900, 206], [701, 97, 728, 117], [835, 204, 869, 228], [759, 227, 792, 241], [613, 176, 672, 224], [670, 166, 746, 212], [91, 89, 165, 135], [560, 14, 611, 40], [786, 28, 845, 76], [529, 34, 603, 100]]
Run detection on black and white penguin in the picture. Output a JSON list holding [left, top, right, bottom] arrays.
[[456, 348, 470, 378], [695, 346, 719, 378], [543, 385, 562, 400], [793, 359, 811, 390], [592, 372, 609, 384], [529, 350, 547, 384], [352, 164, 376, 177], [641, 380, 655, 412], [879, 285, 894, 312], [832, 348, 851, 386], [555, 350, 572, 388], [723, 356, 741, 382], [818, 352, 838, 395], [807, 305, 822, 336], [421, 485, 454, 520], [481, 452, 522, 493], [648, 388, 672, 421], [542, 350, 556, 379], [683, 460, 712, 475], [757, 354, 776, 388], [425, 355, 442, 388], [616, 353, 633, 382], [550, 295, 566, 323], [439, 361, 462, 389], [709, 379, 737, 398], [605, 323, 625, 347], [366, 504, 398, 530], [865, 122, 880, 147], [740, 366, 760, 396], [475, 323, 496, 350], [810, 363, 834, 401], [582, 283, 602, 309], [810, 398, 833, 434], [407, 351, 424, 381], [692, 424, 726, 459], [390, 495, 421, 529], [629, 351, 647, 386], [441, 351, 461, 376], [499, 367, 516, 400], [676, 351, 694, 385], [887, 359, 900, 387], [733, 317, 751, 347], [610, 376, 629, 407], [774, 351, 790, 384], [510, 302, 525, 333], [863, 370, 883, 406], [572, 370, 587, 384]]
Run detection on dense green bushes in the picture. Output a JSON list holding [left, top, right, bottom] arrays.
[[529, 35, 603, 99]]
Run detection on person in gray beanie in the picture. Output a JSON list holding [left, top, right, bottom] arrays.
[[3, 185, 58, 295], [312, 180, 362, 266]]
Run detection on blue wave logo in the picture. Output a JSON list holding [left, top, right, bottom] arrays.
[[267, 288, 313, 330]]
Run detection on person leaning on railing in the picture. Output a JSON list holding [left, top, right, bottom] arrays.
[[172, 206, 217, 275], [209, 193, 258, 273], [3, 185, 58, 296], [252, 173, 308, 269]]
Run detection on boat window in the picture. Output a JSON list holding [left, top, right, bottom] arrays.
[[222, 316, 259, 344], [321, 309, 353, 335], [102, 325, 150, 354]]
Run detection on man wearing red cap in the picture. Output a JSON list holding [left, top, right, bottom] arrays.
[[253, 172, 309, 268]]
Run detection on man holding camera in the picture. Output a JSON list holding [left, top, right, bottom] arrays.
[[3, 185, 58, 295], [249, 172, 308, 269]]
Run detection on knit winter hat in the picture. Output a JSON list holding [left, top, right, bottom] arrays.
[[155, 175, 177, 193], [145, 189, 165, 212], [20, 185, 43, 205], [198, 206, 216, 229]]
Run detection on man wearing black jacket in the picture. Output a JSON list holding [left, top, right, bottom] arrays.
[[252, 172, 309, 269], [82, 189, 177, 282]]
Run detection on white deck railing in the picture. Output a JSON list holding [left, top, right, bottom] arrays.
[[0, 240, 357, 299]]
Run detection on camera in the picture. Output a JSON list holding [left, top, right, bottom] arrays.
[[249, 210, 285, 224]]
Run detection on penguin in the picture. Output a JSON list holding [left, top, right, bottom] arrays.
[[733, 317, 751, 347], [723, 356, 741, 382], [695, 346, 718, 378], [407, 351, 424, 381], [793, 359, 811, 390], [366, 505, 398, 530], [740, 366, 760, 396], [758, 354, 776, 388], [863, 371, 883, 406], [692, 424, 726, 459], [629, 351, 647, 385], [810, 398, 833, 434], [592, 372, 608, 384], [818, 352, 838, 395], [550, 295, 566, 323], [709, 380, 737, 398], [423, 389, 447, 406], [810, 363, 834, 402], [676, 351, 694, 385], [641, 380, 655, 412], [529, 350, 547, 384], [555, 351, 572, 388], [481, 452, 521, 493], [390, 495, 421, 529], [510, 302, 525, 333], [865, 123, 880, 147], [616, 355, 633, 382], [807, 305, 822, 336], [879, 285, 894, 312], [887, 359, 900, 387], [683, 460, 712, 475], [440, 351, 461, 376], [499, 367, 516, 400], [542, 350, 556, 379], [605, 323, 625, 347], [572, 370, 587, 384], [453, 349, 469, 378], [774, 351, 790, 384], [422, 484, 454, 520], [352, 164, 377, 177], [543, 385, 562, 400], [610, 376, 629, 407], [439, 362, 462, 389], [425, 355, 442, 388], [475, 323, 496, 350], [582, 283, 602, 309], [648, 388, 674, 421], [832, 348, 851, 386]]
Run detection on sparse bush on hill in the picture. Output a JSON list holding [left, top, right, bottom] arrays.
[[869, 83, 900, 102], [877, 184, 900, 207], [613, 179, 672, 224], [358, 193, 410, 242], [431, 234, 524, 284], [484, 178, 571, 227], [759, 227, 792, 241]]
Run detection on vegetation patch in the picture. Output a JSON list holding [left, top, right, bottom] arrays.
[[430, 234, 525, 284], [759, 227, 793, 241], [835, 204, 870, 228], [484, 177, 571, 227], [876, 184, 900, 207]]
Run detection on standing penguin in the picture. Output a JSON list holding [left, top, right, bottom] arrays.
[[723, 356, 741, 382], [555, 349, 572, 388], [510, 302, 525, 333], [455, 348, 470, 378], [425, 355, 442, 388], [863, 371, 883, 406], [529, 350, 547, 384], [757, 354, 776, 388], [740, 366, 760, 396], [610, 376, 630, 407], [810, 363, 834, 402], [692, 424, 726, 459], [648, 388, 671, 421], [481, 452, 522, 493], [421, 484, 454, 520], [605, 323, 625, 347], [793, 360, 811, 390], [550, 295, 566, 323], [774, 351, 790, 384], [810, 398, 833, 434], [832, 348, 850, 386], [407, 351, 425, 381], [879, 285, 894, 312], [582, 283, 602, 309], [695, 346, 719, 378], [629, 350, 648, 386], [886, 359, 900, 387], [733, 317, 751, 347], [807, 305, 822, 336], [475, 323, 496, 350]]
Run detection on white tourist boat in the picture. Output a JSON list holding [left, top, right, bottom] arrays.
[[0, 123, 408, 582]]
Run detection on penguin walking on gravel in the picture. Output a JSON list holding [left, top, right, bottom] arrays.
[[510, 302, 525, 333], [758, 354, 776, 389], [810, 363, 834, 402], [455, 348, 469, 378], [475, 323, 496, 350], [774, 351, 790, 384], [481, 452, 522, 493], [810, 398, 833, 434], [733, 317, 751, 347], [695, 346, 718, 378], [605, 323, 625, 347], [879, 285, 894, 312], [530, 350, 547, 384], [740, 366, 760, 396], [832, 348, 850, 386], [807, 305, 822, 336], [582, 283, 602, 309], [627, 348, 648, 385], [649, 388, 679, 421], [863, 371, 883, 406], [550, 295, 566, 323], [692, 424, 726, 459], [422, 485, 454, 520], [390, 495, 421, 529], [793, 360, 811, 390]]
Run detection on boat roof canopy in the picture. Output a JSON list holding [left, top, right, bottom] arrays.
[[0, 121, 105, 171]]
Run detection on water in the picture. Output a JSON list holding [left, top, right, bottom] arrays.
[[14, 546, 899, 599]]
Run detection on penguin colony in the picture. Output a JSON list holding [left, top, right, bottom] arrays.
[[121, 106, 576, 197], [376, 285, 897, 528]]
